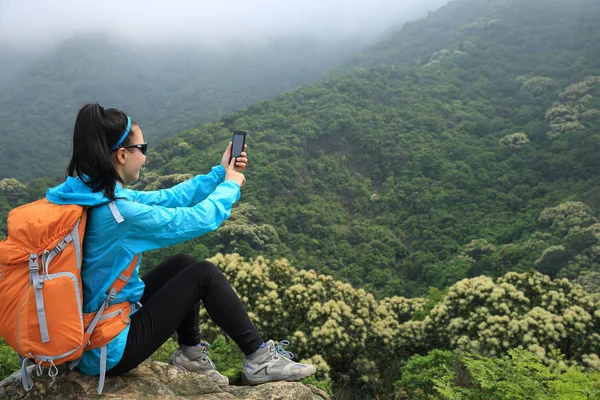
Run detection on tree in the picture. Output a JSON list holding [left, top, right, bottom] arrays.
[[0, 178, 26, 206], [538, 202, 597, 237], [500, 132, 530, 149]]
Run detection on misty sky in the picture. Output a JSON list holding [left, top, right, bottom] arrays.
[[0, 0, 451, 50]]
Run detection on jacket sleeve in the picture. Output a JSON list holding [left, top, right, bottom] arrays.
[[117, 180, 240, 253], [124, 165, 226, 207]]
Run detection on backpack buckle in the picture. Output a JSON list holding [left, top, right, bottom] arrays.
[[28, 255, 39, 270]]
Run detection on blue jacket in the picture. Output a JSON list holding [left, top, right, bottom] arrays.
[[45, 165, 240, 375]]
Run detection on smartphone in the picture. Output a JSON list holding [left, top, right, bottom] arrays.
[[230, 130, 246, 163]]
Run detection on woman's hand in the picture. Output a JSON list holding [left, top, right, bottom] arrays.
[[221, 142, 248, 173], [225, 157, 246, 187]]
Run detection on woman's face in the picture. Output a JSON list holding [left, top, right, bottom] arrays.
[[113, 125, 146, 183]]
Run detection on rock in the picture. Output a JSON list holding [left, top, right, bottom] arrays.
[[0, 361, 330, 400]]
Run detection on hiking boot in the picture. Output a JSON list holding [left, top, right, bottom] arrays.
[[242, 340, 316, 385], [169, 341, 229, 387]]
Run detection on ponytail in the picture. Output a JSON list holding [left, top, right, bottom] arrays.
[[66, 103, 136, 200]]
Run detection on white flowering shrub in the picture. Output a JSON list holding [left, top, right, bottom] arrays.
[[189, 254, 600, 395], [538, 202, 597, 235], [425, 271, 600, 366], [499, 132, 530, 149], [198, 253, 428, 390], [546, 76, 600, 138], [0, 178, 27, 205], [559, 76, 600, 103], [461, 239, 497, 262]]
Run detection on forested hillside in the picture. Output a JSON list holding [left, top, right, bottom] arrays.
[[0, 34, 363, 180], [128, 0, 600, 298], [1, 0, 600, 397], [1, 0, 600, 297]]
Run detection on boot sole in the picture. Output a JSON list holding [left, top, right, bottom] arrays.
[[242, 366, 317, 385], [169, 362, 229, 387]]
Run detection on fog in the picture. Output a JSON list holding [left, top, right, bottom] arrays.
[[0, 0, 451, 51]]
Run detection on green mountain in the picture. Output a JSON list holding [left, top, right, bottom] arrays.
[[127, 0, 600, 297], [0, 34, 364, 180], [1, 0, 599, 299], [347, 0, 599, 70]]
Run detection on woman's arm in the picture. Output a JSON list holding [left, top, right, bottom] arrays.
[[117, 179, 240, 253], [124, 165, 226, 207]]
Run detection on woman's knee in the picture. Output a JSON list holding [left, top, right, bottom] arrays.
[[185, 260, 226, 282], [197, 260, 224, 277], [166, 253, 198, 267]]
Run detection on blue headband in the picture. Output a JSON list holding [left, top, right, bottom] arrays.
[[111, 116, 132, 151]]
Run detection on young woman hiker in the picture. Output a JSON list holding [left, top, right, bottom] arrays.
[[45, 103, 316, 387]]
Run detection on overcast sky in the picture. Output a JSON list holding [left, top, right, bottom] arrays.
[[0, 0, 451, 50]]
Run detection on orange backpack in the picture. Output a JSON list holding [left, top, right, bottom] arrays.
[[0, 198, 139, 394]]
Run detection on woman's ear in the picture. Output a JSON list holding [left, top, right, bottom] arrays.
[[114, 148, 128, 165]]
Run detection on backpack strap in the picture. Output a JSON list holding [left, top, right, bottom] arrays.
[[74, 201, 136, 394], [19, 357, 34, 391], [98, 345, 108, 395], [28, 254, 50, 343], [81, 253, 140, 349], [93, 253, 139, 394], [108, 201, 124, 223], [68, 252, 139, 395], [79, 201, 135, 349]]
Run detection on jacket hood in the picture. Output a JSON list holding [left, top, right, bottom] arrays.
[[46, 176, 131, 206]]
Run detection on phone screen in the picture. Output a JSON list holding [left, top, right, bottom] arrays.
[[231, 131, 246, 160]]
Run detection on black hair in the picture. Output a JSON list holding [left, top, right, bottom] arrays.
[[66, 103, 137, 200]]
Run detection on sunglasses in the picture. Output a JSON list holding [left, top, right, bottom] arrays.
[[120, 142, 148, 155]]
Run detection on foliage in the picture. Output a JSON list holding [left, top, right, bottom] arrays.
[[123, 0, 600, 297], [147, 336, 179, 364], [500, 132, 530, 149], [393, 349, 455, 399], [521, 77, 557, 96], [190, 254, 600, 397], [424, 271, 600, 364], [0, 337, 19, 381], [431, 348, 600, 400], [545, 76, 600, 138]]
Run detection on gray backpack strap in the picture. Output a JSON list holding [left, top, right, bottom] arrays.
[[98, 345, 108, 394], [28, 254, 49, 343], [108, 201, 124, 223], [19, 357, 34, 391]]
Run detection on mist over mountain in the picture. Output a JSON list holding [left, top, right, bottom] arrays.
[[0, 0, 451, 180], [0, 0, 451, 51]]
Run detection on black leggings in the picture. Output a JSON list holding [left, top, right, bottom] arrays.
[[107, 253, 264, 376]]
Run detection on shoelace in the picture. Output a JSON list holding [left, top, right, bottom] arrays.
[[273, 340, 295, 360], [189, 344, 217, 369]]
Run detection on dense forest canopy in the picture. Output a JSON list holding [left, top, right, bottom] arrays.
[[121, 0, 600, 298]]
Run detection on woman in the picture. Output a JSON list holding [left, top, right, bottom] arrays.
[[46, 103, 315, 388]]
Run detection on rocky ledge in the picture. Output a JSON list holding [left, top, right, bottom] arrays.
[[0, 360, 330, 400]]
